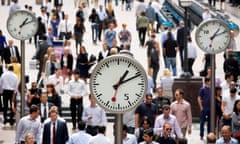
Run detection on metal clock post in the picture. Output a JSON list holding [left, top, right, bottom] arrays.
[[90, 52, 148, 144], [195, 19, 231, 132], [7, 10, 38, 117]]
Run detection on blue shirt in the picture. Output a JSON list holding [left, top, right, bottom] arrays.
[[67, 131, 92, 144], [199, 86, 211, 109], [135, 102, 156, 127], [216, 137, 238, 144], [104, 29, 116, 48], [146, 6, 156, 21], [0, 36, 7, 49]]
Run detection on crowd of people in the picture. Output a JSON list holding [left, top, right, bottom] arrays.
[[0, 0, 239, 143]]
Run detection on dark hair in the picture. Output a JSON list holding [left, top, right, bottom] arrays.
[[8, 65, 14, 71], [143, 128, 154, 137], [175, 88, 184, 96], [123, 124, 128, 131], [91, 8, 96, 13], [167, 32, 173, 40], [141, 116, 152, 127], [29, 105, 39, 114], [187, 36, 192, 42], [46, 83, 57, 96], [178, 138, 188, 144], [233, 99, 240, 115], [78, 121, 86, 130], [98, 126, 106, 134], [215, 86, 222, 96], [225, 73, 232, 80], [205, 77, 210, 83]]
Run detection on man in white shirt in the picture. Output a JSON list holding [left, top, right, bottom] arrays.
[[15, 105, 41, 144], [82, 94, 107, 136], [68, 70, 88, 130], [0, 65, 18, 125], [58, 14, 73, 40], [68, 121, 92, 144], [221, 87, 239, 126], [97, 5, 107, 41], [122, 124, 138, 144], [89, 126, 111, 144], [154, 104, 183, 138]]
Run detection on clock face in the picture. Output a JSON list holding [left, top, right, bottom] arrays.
[[195, 19, 231, 54], [7, 10, 38, 40], [90, 55, 147, 113]]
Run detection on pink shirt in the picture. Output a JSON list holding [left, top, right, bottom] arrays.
[[170, 99, 192, 128]]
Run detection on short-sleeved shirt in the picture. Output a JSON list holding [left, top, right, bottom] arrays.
[[152, 97, 171, 115], [135, 102, 156, 126], [198, 86, 211, 109], [163, 39, 177, 57]]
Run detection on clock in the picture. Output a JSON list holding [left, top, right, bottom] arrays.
[[90, 54, 148, 113], [195, 19, 231, 54], [7, 10, 38, 40]]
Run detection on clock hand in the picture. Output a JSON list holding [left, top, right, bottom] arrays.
[[210, 28, 220, 40], [111, 70, 129, 102], [19, 18, 29, 28], [23, 20, 35, 26], [113, 70, 129, 90], [118, 73, 141, 85], [214, 31, 227, 37]]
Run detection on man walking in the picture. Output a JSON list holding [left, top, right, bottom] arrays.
[[170, 88, 192, 137]]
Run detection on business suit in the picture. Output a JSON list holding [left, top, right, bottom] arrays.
[[42, 119, 69, 144], [176, 26, 184, 68], [3, 45, 21, 64], [36, 39, 49, 81], [37, 102, 54, 123]]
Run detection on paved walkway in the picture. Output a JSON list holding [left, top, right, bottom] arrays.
[[0, 0, 240, 143]]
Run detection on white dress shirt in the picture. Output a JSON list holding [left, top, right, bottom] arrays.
[[123, 133, 138, 144], [58, 19, 73, 34], [89, 133, 111, 144], [67, 131, 92, 144], [82, 104, 107, 126], [0, 70, 18, 91], [15, 115, 41, 143], [97, 9, 107, 21], [67, 79, 89, 97], [154, 114, 183, 138], [187, 42, 197, 59]]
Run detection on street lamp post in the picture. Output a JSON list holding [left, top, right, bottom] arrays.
[[180, 0, 193, 78]]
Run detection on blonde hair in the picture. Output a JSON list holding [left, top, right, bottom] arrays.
[[163, 68, 171, 77], [25, 133, 35, 142]]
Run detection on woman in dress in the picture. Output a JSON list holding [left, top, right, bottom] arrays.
[[76, 45, 89, 82]]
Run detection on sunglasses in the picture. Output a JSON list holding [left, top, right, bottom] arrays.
[[166, 128, 172, 131]]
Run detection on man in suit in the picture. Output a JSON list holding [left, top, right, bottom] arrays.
[[42, 106, 69, 144], [3, 39, 21, 64], [37, 89, 54, 123], [176, 21, 190, 70], [35, 35, 49, 82]]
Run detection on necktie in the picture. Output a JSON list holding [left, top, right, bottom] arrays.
[[11, 47, 15, 56], [43, 104, 47, 119], [53, 122, 56, 144]]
